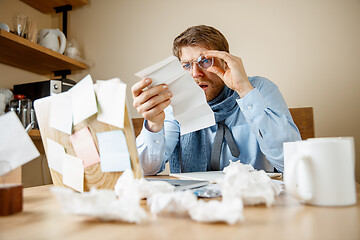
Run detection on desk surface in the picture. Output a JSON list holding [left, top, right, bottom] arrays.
[[0, 184, 359, 240]]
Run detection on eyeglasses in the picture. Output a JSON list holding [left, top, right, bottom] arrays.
[[181, 55, 214, 71]]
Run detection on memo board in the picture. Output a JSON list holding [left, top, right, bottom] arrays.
[[34, 95, 142, 192]]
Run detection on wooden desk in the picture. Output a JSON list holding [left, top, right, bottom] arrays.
[[0, 185, 359, 240]]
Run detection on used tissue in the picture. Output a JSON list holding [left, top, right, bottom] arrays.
[[52, 169, 175, 223], [51, 186, 147, 223], [221, 161, 282, 206]]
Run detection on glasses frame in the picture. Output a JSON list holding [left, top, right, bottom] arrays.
[[182, 55, 214, 71]]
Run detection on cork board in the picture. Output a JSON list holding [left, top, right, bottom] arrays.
[[34, 96, 142, 192]]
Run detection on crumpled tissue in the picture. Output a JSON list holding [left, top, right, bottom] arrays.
[[147, 191, 197, 215], [147, 191, 244, 225], [147, 161, 281, 224], [114, 170, 175, 199], [221, 160, 282, 206], [189, 198, 244, 225], [51, 186, 147, 223], [51, 169, 175, 223]]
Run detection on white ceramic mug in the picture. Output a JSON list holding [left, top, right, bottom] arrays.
[[284, 137, 357, 206]]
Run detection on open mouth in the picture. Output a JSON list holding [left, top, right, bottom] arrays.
[[199, 83, 208, 91]]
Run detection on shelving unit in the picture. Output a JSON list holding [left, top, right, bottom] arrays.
[[28, 129, 41, 139], [0, 29, 87, 75], [20, 0, 88, 14], [2, 0, 88, 187]]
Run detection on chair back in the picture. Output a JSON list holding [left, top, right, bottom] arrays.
[[289, 107, 315, 140]]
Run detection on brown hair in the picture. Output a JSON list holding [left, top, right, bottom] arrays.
[[173, 25, 229, 59]]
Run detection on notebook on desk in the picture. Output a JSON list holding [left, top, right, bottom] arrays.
[[170, 171, 282, 183], [146, 178, 209, 191]]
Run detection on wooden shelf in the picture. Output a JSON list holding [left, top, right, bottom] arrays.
[[20, 0, 88, 13], [28, 129, 41, 140], [0, 29, 87, 75]]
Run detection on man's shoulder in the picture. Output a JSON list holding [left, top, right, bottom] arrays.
[[248, 76, 278, 90]]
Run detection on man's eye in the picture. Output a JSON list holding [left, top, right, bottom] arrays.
[[182, 63, 191, 69], [200, 59, 210, 64]]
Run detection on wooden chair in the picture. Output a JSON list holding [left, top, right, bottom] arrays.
[[132, 118, 144, 138], [132, 107, 315, 140], [289, 107, 315, 140]]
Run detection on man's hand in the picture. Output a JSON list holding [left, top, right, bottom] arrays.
[[204, 51, 254, 98], [131, 78, 172, 132]]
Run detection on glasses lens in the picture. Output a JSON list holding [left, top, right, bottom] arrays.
[[182, 62, 191, 70], [197, 56, 213, 70]]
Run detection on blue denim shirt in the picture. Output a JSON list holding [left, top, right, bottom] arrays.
[[136, 76, 301, 175]]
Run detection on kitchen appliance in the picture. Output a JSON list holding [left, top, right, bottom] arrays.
[[13, 79, 75, 103], [13, 79, 76, 129]]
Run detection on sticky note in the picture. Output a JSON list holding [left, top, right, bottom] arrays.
[[97, 130, 131, 172], [69, 127, 100, 168], [0, 112, 40, 176], [94, 78, 126, 129], [63, 153, 84, 192], [70, 74, 98, 125], [46, 138, 65, 174], [49, 92, 72, 134]]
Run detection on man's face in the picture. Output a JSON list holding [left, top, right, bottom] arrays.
[[179, 45, 225, 102]]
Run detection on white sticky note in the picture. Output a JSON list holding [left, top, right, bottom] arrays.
[[49, 92, 72, 134], [94, 78, 126, 129], [135, 56, 215, 135], [63, 153, 84, 192], [69, 74, 98, 125], [46, 138, 65, 174], [0, 112, 40, 176], [97, 130, 131, 172]]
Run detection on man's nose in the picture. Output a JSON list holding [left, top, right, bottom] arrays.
[[191, 63, 204, 78]]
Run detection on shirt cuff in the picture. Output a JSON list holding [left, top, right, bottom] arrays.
[[140, 119, 165, 147], [236, 88, 268, 123]]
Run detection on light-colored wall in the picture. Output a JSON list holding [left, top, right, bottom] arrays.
[[1, 0, 359, 182]]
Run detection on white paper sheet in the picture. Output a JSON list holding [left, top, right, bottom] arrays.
[[62, 153, 84, 192], [94, 78, 126, 129], [0, 112, 40, 176], [46, 138, 65, 174], [97, 130, 131, 172], [69, 74, 98, 125], [170, 169, 281, 183], [135, 56, 215, 135], [49, 92, 72, 135]]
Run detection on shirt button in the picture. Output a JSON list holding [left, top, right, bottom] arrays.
[[154, 140, 160, 144], [247, 105, 252, 110]]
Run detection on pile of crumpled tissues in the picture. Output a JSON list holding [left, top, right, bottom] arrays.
[[51, 161, 282, 225]]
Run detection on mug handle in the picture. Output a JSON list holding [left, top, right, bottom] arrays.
[[56, 29, 67, 54], [287, 154, 313, 201]]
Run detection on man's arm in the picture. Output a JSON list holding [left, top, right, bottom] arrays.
[[237, 77, 301, 171], [203, 51, 300, 171], [136, 106, 180, 175], [131, 77, 175, 175]]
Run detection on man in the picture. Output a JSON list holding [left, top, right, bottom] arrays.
[[132, 25, 301, 175]]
